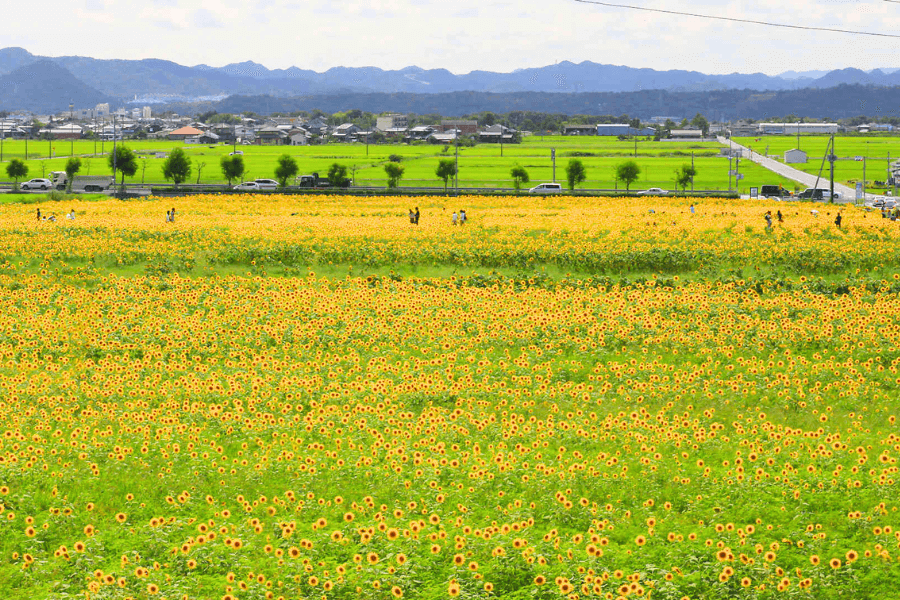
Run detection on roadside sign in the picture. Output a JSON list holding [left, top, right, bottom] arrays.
[[551, 149, 555, 159], [736, 174, 744, 180], [855, 156, 863, 161], [856, 182, 864, 200], [750, 187, 758, 198]]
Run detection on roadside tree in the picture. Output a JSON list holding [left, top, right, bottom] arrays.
[[435, 159, 457, 192], [565, 159, 587, 190], [510, 166, 530, 191], [674, 164, 697, 192], [64, 157, 82, 192], [6, 159, 27, 191], [327, 163, 349, 188], [108, 146, 138, 187], [275, 155, 299, 188], [220, 155, 245, 185], [615, 160, 641, 191], [162, 148, 191, 188], [384, 162, 405, 189]]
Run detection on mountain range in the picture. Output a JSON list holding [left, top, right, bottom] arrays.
[[3, 47, 900, 116]]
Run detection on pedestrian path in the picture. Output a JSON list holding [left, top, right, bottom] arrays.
[[717, 136, 865, 203]]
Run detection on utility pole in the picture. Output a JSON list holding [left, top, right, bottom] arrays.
[[691, 151, 694, 192], [112, 114, 117, 188], [454, 129, 459, 196], [828, 135, 835, 203], [551, 148, 556, 183], [862, 157, 866, 202]]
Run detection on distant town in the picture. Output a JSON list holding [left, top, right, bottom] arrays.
[[0, 103, 895, 147]]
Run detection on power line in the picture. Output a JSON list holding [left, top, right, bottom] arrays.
[[573, 0, 900, 38]]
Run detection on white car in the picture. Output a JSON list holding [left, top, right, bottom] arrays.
[[636, 187, 668, 196], [254, 179, 279, 190], [228, 151, 244, 156], [528, 183, 562, 194], [21, 178, 53, 190], [233, 181, 261, 191]]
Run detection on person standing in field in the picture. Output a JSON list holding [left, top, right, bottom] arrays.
[[451, 211, 458, 225], [764, 211, 772, 229], [460, 209, 467, 224], [170, 207, 176, 222], [414, 207, 420, 225], [36, 208, 41, 221], [835, 212, 842, 228], [408, 208, 415, 224], [777, 210, 783, 223], [689, 204, 695, 214]]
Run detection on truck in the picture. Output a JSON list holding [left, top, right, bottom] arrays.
[[760, 184, 792, 199], [798, 188, 841, 201], [295, 172, 352, 189], [51, 172, 115, 193]]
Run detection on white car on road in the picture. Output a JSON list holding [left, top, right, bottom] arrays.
[[637, 187, 668, 196], [233, 181, 261, 191], [528, 183, 563, 194], [254, 179, 279, 190], [21, 178, 53, 190]]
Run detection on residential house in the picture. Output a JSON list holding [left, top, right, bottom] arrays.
[[167, 126, 205, 141], [256, 126, 288, 145], [376, 113, 408, 131], [441, 120, 477, 135], [289, 128, 310, 146], [478, 124, 519, 143], [332, 123, 360, 141], [408, 125, 436, 141]]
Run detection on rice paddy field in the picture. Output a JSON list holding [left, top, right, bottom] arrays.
[[1, 193, 900, 600], [0, 136, 795, 192]]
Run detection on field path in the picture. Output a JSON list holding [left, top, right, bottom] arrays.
[[717, 136, 864, 202]]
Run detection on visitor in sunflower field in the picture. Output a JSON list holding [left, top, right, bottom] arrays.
[[414, 207, 420, 225], [36, 208, 41, 221], [834, 212, 842, 229], [66, 209, 75, 220], [777, 210, 783, 223], [764, 211, 772, 229], [460, 209, 467, 224], [408, 208, 415, 224], [451, 211, 458, 225]]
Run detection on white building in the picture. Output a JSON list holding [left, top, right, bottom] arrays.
[[142, 106, 152, 119], [784, 149, 808, 164], [759, 122, 838, 135], [94, 103, 110, 117]]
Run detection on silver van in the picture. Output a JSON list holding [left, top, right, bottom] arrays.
[[529, 183, 562, 194]]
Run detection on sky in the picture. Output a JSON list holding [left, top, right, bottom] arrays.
[[6, 0, 900, 76]]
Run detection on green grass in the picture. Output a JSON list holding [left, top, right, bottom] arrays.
[[0, 135, 854, 192]]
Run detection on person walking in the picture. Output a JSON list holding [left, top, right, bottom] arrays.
[[414, 207, 420, 225], [764, 211, 772, 229], [408, 208, 415, 224], [451, 211, 458, 226], [170, 207, 176, 222], [777, 210, 783, 223], [459, 209, 467, 225], [835, 212, 842, 229]]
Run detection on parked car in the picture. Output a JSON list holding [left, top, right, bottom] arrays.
[[797, 188, 840, 200], [21, 178, 53, 190], [254, 179, 279, 190], [760, 184, 792, 199], [233, 181, 261, 191], [228, 151, 243, 156], [637, 187, 668, 196], [528, 183, 562, 194]]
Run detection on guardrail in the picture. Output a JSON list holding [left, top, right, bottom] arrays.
[[0, 181, 740, 199]]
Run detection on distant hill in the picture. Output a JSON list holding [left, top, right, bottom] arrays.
[[0, 59, 113, 113], [204, 84, 900, 120], [3, 47, 900, 105]]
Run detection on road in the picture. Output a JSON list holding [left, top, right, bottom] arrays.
[[717, 136, 867, 203]]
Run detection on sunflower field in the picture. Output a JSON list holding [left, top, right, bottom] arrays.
[[1, 194, 899, 600]]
